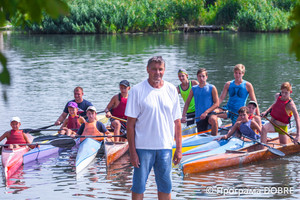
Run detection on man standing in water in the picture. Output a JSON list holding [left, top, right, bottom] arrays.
[[126, 56, 182, 200]]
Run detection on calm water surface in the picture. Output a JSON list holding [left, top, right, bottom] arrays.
[[0, 31, 300, 199]]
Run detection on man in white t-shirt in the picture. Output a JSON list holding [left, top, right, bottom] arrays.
[[125, 56, 182, 200]]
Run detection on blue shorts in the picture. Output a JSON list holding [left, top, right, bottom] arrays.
[[131, 149, 172, 194]]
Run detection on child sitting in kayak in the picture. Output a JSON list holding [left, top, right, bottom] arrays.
[[218, 106, 261, 140], [261, 82, 300, 144], [105, 80, 130, 142], [235, 101, 262, 129], [76, 106, 113, 142], [60, 102, 85, 136], [0, 117, 33, 149]]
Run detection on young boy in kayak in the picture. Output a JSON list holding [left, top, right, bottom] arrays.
[[218, 106, 261, 140], [218, 64, 259, 124], [181, 68, 219, 135], [59, 102, 86, 136], [0, 117, 33, 149], [177, 69, 198, 126], [76, 106, 112, 142], [261, 82, 300, 144], [105, 80, 130, 142], [236, 101, 262, 129]]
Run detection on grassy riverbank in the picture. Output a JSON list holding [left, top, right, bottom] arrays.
[[19, 0, 298, 33]]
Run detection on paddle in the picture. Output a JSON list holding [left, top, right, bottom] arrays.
[[0, 137, 76, 148], [75, 133, 127, 139], [23, 110, 106, 133], [22, 128, 78, 133], [262, 116, 300, 145], [186, 111, 227, 122], [219, 107, 238, 116], [23, 123, 56, 133], [33, 133, 127, 143], [239, 124, 285, 156], [110, 116, 127, 123]]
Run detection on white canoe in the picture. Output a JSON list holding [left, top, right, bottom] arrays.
[[75, 138, 102, 174]]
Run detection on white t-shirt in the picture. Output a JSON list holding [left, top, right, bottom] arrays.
[[125, 79, 181, 149]]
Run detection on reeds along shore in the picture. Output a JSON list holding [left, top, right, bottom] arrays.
[[21, 0, 296, 34]]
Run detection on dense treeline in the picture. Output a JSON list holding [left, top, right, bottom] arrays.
[[20, 0, 298, 33]]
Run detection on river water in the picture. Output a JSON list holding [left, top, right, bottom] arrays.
[[0, 31, 300, 199]]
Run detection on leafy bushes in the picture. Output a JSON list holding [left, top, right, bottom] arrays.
[[21, 0, 297, 33]]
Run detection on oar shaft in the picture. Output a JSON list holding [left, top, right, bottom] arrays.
[[186, 111, 226, 121], [263, 116, 300, 144], [0, 143, 53, 147], [76, 134, 127, 138], [219, 107, 238, 116], [111, 116, 127, 123], [23, 128, 78, 133]]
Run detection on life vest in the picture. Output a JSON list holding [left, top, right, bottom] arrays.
[[179, 81, 195, 113], [270, 96, 292, 124], [67, 115, 81, 129], [112, 93, 127, 119], [5, 130, 27, 144], [81, 121, 103, 142]]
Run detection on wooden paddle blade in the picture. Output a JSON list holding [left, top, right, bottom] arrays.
[[268, 147, 285, 157], [49, 138, 76, 148]]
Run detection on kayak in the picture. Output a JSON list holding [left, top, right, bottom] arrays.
[[104, 140, 129, 167], [23, 138, 80, 164], [172, 123, 232, 155], [182, 118, 225, 137], [182, 135, 300, 175], [24, 114, 106, 165], [180, 132, 280, 166], [1, 133, 33, 179], [75, 138, 102, 174], [180, 120, 270, 160], [181, 137, 253, 165]]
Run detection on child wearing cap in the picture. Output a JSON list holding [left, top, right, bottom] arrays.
[[76, 106, 112, 142], [0, 117, 33, 149], [177, 69, 198, 126], [60, 102, 86, 136], [105, 80, 130, 142]]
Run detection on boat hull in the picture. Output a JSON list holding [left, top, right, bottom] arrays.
[[104, 140, 129, 167], [182, 137, 300, 175], [2, 147, 29, 179], [76, 138, 102, 174]]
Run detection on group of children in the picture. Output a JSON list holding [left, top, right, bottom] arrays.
[[1, 64, 300, 149], [0, 80, 131, 148], [178, 64, 300, 145]]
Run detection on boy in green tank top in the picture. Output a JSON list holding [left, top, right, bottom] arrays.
[[177, 69, 198, 126]]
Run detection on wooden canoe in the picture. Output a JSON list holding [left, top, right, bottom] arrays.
[[182, 136, 300, 175], [104, 139, 129, 167]]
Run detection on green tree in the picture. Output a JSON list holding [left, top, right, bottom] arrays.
[[0, 0, 69, 98], [290, 2, 300, 61]]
